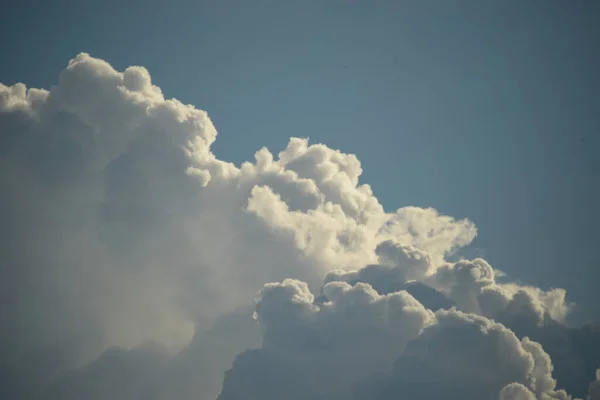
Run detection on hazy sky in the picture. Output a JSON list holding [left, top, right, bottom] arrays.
[[1, 1, 599, 399]]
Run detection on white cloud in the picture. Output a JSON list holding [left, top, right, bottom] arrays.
[[0, 54, 597, 400]]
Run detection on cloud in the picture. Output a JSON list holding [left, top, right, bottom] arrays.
[[219, 277, 585, 399], [322, 252, 599, 398], [219, 279, 433, 400], [376, 309, 571, 400], [43, 341, 171, 400], [500, 383, 537, 400], [42, 308, 261, 400], [0, 54, 598, 399], [377, 206, 478, 265]]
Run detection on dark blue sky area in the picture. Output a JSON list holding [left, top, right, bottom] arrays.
[[1, 0, 598, 319]]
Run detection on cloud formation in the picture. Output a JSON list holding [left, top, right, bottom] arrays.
[[219, 281, 576, 400], [0, 54, 598, 399]]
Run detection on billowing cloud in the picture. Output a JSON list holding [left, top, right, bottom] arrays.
[[0, 54, 598, 400], [219, 279, 432, 400], [219, 277, 588, 399], [373, 309, 571, 400]]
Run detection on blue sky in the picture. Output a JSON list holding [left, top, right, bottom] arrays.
[[2, 0, 598, 319]]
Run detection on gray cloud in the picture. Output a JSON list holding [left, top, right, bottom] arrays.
[[219, 279, 433, 400], [373, 309, 570, 400], [588, 370, 600, 400], [42, 308, 260, 400], [219, 276, 592, 399]]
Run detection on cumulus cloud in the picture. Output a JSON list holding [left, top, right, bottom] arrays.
[[0, 54, 598, 400], [219, 279, 433, 400], [374, 309, 572, 400], [219, 278, 590, 399]]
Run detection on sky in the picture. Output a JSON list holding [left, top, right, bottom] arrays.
[[1, 1, 599, 399]]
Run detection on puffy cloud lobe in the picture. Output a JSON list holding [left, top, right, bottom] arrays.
[[323, 241, 432, 293], [219, 279, 433, 399], [322, 242, 456, 312], [490, 319, 600, 399], [500, 383, 537, 400], [375, 239, 433, 281], [246, 185, 378, 271], [481, 284, 572, 324], [425, 258, 503, 315], [368, 309, 571, 400], [260, 279, 432, 365], [377, 206, 478, 264]]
